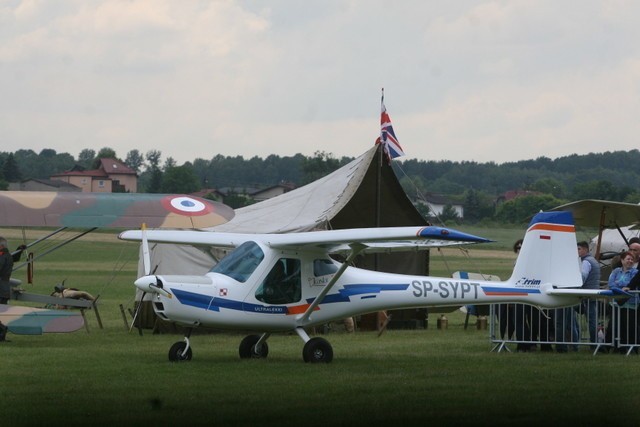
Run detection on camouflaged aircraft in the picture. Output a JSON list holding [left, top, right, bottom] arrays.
[[0, 304, 84, 336], [0, 191, 234, 229], [0, 190, 234, 337], [0, 190, 234, 274]]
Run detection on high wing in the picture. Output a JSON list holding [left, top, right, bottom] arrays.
[[0, 191, 234, 229], [118, 225, 491, 254]]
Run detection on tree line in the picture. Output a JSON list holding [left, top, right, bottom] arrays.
[[1, 147, 639, 224]]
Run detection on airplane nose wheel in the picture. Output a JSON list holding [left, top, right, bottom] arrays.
[[303, 337, 333, 363], [168, 341, 193, 362]]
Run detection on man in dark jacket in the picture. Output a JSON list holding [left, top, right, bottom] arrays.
[[0, 237, 27, 304], [0, 237, 27, 342]]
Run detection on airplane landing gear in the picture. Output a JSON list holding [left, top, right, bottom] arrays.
[[168, 329, 193, 362], [168, 339, 193, 362], [302, 337, 333, 363], [239, 334, 270, 359]]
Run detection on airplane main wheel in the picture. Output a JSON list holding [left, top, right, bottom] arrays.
[[168, 341, 193, 362], [303, 337, 333, 363], [239, 335, 269, 359]]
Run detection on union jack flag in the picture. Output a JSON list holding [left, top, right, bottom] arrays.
[[375, 89, 405, 160]]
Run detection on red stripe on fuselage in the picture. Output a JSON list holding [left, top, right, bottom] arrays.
[[286, 304, 319, 315], [529, 223, 574, 233], [484, 291, 528, 296]]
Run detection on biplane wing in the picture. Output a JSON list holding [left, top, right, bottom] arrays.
[[551, 199, 640, 257], [0, 304, 84, 335], [551, 199, 640, 228], [0, 191, 234, 229], [118, 225, 492, 254]]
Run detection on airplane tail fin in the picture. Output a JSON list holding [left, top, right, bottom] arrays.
[[508, 211, 582, 289]]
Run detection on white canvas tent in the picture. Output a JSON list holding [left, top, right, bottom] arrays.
[[136, 146, 430, 329]]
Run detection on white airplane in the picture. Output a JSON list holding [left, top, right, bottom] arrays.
[[119, 211, 628, 363]]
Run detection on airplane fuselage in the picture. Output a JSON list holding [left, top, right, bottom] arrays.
[[142, 261, 575, 333], [125, 210, 618, 363]]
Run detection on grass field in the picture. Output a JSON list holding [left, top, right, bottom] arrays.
[[1, 226, 640, 426]]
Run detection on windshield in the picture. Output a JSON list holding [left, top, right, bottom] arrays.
[[209, 241, 264, 283]]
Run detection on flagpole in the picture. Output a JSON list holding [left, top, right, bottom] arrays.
[[375, 88, 386, 330], [374, 88, 384, 271]]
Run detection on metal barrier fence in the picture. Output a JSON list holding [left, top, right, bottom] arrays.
[[488, 292, 640, 356]]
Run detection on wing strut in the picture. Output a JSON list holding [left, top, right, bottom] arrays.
[[297, 243, 366, 325], [12, 227, 98, 271]]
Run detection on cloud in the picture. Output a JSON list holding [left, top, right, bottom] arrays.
[[2, 0, 640, 166]]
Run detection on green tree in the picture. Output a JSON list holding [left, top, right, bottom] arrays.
[[300, 151, 340, 185], [77, 149, 95, 169], [223, 190, 255, 209], [125, 149, 145, 173], [399, 175, 427, 201], [163, 157, 177, 170], [93, 147, 118, 168], [624, 191, 640, 204], [161, 164, 200, 193], [440, 204, 460, 224], [572, 180, 617, 200], [0, 156, 6, 190], [462, 189, 496, 223], [145, 150, 163, 193], [463, 189, 482, 222], [531, 178, 565, 199], [495, 194, 563, 224], [2, 153, 21, 182]]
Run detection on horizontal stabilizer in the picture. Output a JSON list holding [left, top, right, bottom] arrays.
[[545, 287, 632, 299]]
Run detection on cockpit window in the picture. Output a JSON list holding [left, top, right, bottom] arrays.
[[314, 258, 338, 276], [209, 241, 264, 283], [256, 258, 301, 305]]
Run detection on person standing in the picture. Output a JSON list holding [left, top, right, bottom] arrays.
[[0, 237, 26, 342], [0, 237, 26, 303], [0, 237, 16, 305], [555, 241, 597, 352], [606, 251, 639, 351], [499, 240, 520, 343], [577, 240, 601, 344], [629, 242, 640, 269]]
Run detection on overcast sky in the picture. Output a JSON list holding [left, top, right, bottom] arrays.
[[2, 1, 640, 166]]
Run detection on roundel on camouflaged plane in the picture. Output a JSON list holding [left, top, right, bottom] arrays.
[[0, 191, 235, 229]]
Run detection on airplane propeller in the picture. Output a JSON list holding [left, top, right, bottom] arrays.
[[142, 223, 151, 276], [130, 223, 152, 333]]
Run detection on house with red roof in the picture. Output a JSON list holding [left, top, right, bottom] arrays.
[[50, 158, 138, 193]]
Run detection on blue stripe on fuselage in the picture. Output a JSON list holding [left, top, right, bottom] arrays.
[[310, 283, 409, 304], [172, 288, 214, 310], [171, 283, 409, 314]]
